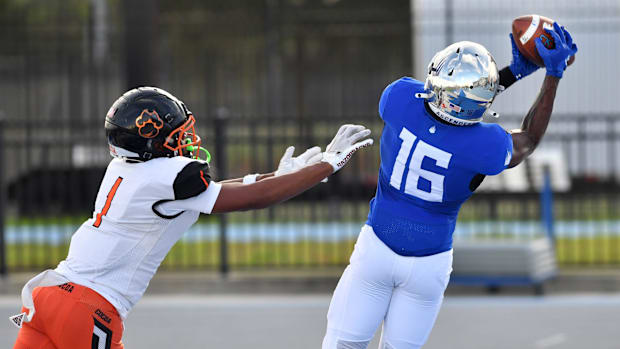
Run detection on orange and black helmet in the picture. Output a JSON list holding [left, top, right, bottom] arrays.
[[104, 87, 201, 162]]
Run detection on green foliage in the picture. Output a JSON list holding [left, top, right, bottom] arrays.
[[1, 0, 89, 27], [0, 0, 93, 55]]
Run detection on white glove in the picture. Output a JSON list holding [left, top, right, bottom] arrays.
[[275, 145, 323, 176], [322, 124, 373, 173]]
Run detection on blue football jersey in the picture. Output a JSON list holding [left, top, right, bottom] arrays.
[[366, 77, 513, 256]]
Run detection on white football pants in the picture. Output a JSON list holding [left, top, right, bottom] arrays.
[[322, 225, 453, 349]]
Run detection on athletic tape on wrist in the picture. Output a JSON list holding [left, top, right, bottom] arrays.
[[242, 173, 259, 184]]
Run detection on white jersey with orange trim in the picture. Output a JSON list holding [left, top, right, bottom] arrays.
[[47, 156, 221, 319]]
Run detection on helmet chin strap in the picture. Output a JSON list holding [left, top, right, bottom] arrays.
[[183, 138, 211, 163]]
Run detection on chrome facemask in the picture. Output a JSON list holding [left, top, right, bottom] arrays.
[[415, 41, 500, 126]]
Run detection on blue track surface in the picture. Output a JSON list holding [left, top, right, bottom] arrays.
[[5, 220, 620, 245]]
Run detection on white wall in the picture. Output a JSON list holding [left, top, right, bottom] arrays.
[[411, 0, 620, 178], [412, 0, 620, 115]]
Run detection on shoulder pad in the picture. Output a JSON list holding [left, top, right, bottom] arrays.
[[173, 161, 211, 200]]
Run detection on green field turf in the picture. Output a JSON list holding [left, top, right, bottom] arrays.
[[6, 236, 620, 271], [5, 196, 620, 270], [555, 236, 620, 265], [4, 240, 356, 270]]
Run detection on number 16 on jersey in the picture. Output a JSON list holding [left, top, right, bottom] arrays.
[[389, 127, 452, 203]]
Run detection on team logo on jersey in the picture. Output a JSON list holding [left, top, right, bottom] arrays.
[[135, 109, 164, 138]]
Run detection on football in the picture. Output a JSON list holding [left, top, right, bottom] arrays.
[[512, 14, 575, 67]]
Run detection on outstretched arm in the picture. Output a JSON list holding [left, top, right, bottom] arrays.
[[218, 145, 322, 184], [219, 173, 274, 184], [508, 75, 559, 167], [212, 162, 332, 212], [212, 124, 373, 213], [508, 22, 578, 168]]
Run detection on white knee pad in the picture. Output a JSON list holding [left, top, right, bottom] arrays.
[[323, 328, 371, 349], [337, 340, 371, 349], [380, 338, 422, 349]]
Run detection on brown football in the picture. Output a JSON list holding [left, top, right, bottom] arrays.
[[512, 14, 575, 67]]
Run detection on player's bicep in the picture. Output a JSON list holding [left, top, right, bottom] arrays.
[[211, 182, 261, 213]]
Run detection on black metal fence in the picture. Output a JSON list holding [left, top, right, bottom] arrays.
[[1, 113, 620, 274], [2, 0, 620, 273]]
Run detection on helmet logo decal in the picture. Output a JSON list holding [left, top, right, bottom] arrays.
[[135, 109, 164, 138]]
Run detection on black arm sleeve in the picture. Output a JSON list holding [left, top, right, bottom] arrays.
[[499, 66, 518, 90], [469, 173, 486, 192], [173, 161, 211, 200]]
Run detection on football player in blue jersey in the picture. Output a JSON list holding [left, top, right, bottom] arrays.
[[322, 22, 577, 349]]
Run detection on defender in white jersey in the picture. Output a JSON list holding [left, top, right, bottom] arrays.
[[11, 87, 373, 349]]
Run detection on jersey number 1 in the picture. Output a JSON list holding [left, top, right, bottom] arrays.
[[389, 127, 452, 202], [93, 177, 123, 228]]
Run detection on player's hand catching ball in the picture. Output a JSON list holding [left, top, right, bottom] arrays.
[[536, 22, 578, 78], [275, 145, 323, 176], [509, 33, 539, 80], [322, 124, 373, 173]]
